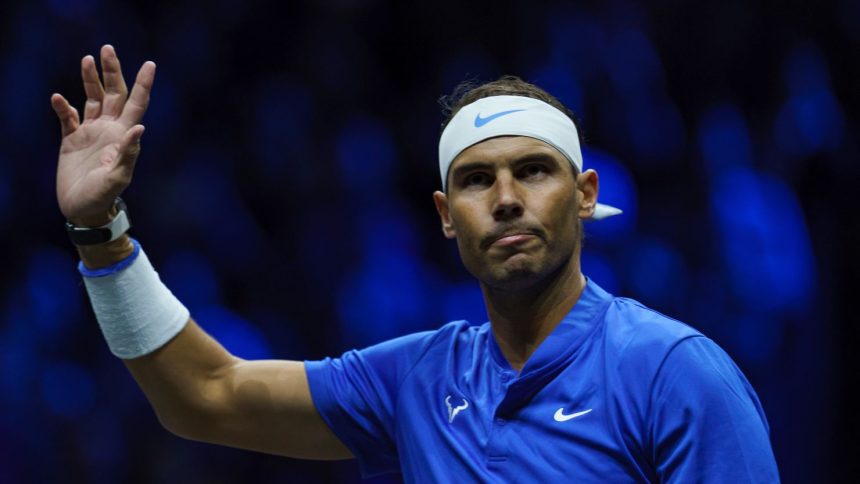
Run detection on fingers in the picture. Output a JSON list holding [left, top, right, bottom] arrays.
[[100, 45, 129, 118], [119, 61, 156, 127], [50, 93, 80, 137], [80, 55, 104, 121], [112, 124, 145, 171]]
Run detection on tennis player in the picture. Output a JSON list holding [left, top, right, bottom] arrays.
[[52, 45, 779, 482]]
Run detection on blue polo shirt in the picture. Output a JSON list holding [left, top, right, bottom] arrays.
[[305, 279, 779, 482]]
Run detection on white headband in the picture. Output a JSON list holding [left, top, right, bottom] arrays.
[[438, 95, 621, 220]]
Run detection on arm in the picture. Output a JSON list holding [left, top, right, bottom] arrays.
[[53, 45, 351, 460], [650, 337, 779, 482], [125, 316, 351, 459]]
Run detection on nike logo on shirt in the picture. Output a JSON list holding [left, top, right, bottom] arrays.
[[473, 109, 525, 127], [554, 408, 593, 422]]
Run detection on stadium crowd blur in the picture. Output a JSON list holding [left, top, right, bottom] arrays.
[[0, 0, 857, 482]]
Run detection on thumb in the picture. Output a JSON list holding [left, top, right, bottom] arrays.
[[114, 124, 145, 169]]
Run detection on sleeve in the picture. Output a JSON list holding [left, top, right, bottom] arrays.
[[650, 336, 780, 483], [304, 330, 438, 477]]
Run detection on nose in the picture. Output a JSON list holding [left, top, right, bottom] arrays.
[[492, 173, 524, 221]]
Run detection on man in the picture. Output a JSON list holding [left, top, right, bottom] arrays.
[[52, 45, 779, 482]]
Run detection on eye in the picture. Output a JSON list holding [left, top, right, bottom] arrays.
[[464, 172, 491, 187], [521, 163, 548, 178]]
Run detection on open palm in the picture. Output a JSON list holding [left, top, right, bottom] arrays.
[[52, 45, 155, 227]]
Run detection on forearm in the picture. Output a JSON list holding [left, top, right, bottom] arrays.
[[123, 318, 240, 436], [76, 238, 348, 457], [77, 238, 236, 433], [125, 320, 345, 459]]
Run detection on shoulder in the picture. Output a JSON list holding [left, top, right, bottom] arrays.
[[651, 335, 760, 413], [603, 297, 704, 364], [357, 319, 478, 356], [329, 320, 481, 376], [600, 297, 760, 414], [597, 296, 723, 408]]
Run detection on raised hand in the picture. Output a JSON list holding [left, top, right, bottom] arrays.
[[52, 45, 155, 227]]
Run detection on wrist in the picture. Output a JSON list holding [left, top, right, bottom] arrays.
[[68, 206, 119, 228], [67, 198, 131, 247], [80, 242, 190, 359], [78, 234, 135, 269]]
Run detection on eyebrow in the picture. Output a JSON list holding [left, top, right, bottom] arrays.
[[509, 152, 562, 168]]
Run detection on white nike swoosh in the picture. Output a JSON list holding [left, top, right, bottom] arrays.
[[554, 408, 593, 422]]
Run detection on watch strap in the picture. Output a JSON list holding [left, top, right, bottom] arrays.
[[66, 198, 132, 246]]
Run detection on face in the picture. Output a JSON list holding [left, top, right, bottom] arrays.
[[433, 136, 599, 291]]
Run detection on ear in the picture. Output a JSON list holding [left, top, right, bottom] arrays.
[[576, 169, 599, 220], [433, 190, 457, 239]]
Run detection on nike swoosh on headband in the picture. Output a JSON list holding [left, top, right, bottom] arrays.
[[474, 109, 526, 128]]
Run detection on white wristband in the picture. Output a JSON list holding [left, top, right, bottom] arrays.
[[80, 239, 190, 359]]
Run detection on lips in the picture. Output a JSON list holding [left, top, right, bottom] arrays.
[[483, 228, 542, 249], [492, 233, 537, 247]]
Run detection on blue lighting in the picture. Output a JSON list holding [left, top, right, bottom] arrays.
[[581, 251, 620, 296], [544, 7, 602, 84], [0, 53, 43, 141], [621, 237, 688, 311], [0, 325, 37, 408], [709, 168, 815, 313], [774, 89, 844, 156], [626, 97, 684, 166], [440, 48, 498, 98], [336, 115, 397, 196], [441, 281, 486, 325], [698, 103, 753, 177], [358, 206, 421, 257], [144, 73, 182, 146], [161, 250, 221, 310], [337, 252, 435, 347], [159, 17, 217, 83], [0, 158, 10, 222], [47, 0, 99, 19], [173, 153, 264, 269], [725, 312, 783, 366], [581, 148, 637, 242], [253, 79, 314, 183], [530, 62, 584, 116], [603, 29, 663, 100], [774, 43, 844, 156], [40, 361, 96, 419], [194, 305, 272, 360], [26, 248, 81, 335]]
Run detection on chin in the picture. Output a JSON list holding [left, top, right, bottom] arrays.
[[481, 257, 547, 290], [478, 248, 576, 291]]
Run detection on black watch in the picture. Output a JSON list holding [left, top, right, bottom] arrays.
[[66, 198, 132, 246]]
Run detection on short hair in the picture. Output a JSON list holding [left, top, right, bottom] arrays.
[[438, 75, 585, 144]]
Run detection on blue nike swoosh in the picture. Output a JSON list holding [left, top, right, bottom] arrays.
[[474, 109, 526, 127]]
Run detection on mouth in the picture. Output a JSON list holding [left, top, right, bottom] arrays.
[[483, 229, 542, 249], [492, 233, 538, 248]]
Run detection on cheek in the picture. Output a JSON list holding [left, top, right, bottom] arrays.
[[451, 217, 481, 254], [540, 191, 579, 229], [450, 202, 482, 238]]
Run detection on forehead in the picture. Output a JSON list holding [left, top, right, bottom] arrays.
[[450, 135, 569, 170]]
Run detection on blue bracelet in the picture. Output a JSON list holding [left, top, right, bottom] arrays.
[[78, 238, 142, 278]]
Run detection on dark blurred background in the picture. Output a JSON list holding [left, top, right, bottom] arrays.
[[0, 0, 857, 482]]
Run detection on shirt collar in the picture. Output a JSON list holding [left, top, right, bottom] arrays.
[[487, 277, 615, 414]]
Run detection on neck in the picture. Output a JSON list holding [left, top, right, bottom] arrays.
[[482, 256, 586, 372]]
